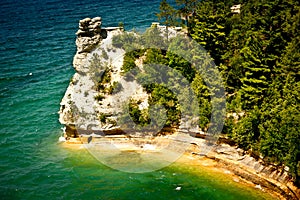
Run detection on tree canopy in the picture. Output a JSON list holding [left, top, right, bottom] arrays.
[[155, 0, 300, 186], [188, 0, 300, 185]]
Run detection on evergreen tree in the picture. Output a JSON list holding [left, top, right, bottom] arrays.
[[114, 0, 300, 184], [190, 0, 227, 65], [156, 0, 177, 40], [239, 30, 271, 109], [175, 0, 197, 32], [259, 76, 300, 185], [187, 0, 300, 184]]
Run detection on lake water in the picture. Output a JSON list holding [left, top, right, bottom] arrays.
[[0, 0, 276, 199]]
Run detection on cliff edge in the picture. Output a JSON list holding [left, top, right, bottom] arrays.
[[59, 17, 149, 138]]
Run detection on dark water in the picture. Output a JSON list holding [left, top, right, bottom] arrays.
[[0, 0, 275, 199]]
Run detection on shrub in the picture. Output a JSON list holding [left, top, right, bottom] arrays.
[[94, 94, 105, 101]]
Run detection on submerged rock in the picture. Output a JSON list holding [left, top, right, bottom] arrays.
[[203, 142, 300, 199]]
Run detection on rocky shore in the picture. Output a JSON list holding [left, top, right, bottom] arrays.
[[59, 17, 299, 199], [190, 140, 300, 199]]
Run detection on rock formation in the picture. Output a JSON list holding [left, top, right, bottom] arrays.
[[75, 17, 104, 53], [59, 18, 189, 139], [59, 17, 147, 138]]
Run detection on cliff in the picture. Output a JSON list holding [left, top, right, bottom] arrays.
[[59, 17, 149, 138], [59, 17, 299, 199]]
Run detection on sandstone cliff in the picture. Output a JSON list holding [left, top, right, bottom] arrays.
[[59, 17, 149, 138]]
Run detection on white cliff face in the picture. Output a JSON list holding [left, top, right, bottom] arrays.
[[59, 17, 149, 137]]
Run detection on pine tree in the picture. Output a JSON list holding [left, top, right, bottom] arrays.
[[175, 0, 197, 32], [239, 30, 271, 109], [259, 76, 300, 184], [184, 0, 300, 185], [232, 106, 261, 151], [190, 0, 227, 65], [156, 0, 177, 40]]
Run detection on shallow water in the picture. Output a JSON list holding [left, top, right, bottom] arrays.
[[0, 0, 276, 199]]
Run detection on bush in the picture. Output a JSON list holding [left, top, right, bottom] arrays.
[[99, 113, 107, 123], [94, 94, 105, 101]]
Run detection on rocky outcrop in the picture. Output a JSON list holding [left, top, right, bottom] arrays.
[[60, 17, 192, 139], [59, 17, 148, 138], [75, 17, 105, 53]]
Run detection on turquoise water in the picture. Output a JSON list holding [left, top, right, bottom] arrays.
[[0, 0, 276, 199]]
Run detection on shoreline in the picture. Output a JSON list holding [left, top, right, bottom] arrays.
[[60, 135, 299, 200], [175, 153, 284, 200], [187, 142, 300, 200]]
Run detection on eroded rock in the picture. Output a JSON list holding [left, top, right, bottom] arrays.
[[75, 17, 104, 53]]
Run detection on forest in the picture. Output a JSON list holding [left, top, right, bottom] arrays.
[[111, 0, 299, 185]]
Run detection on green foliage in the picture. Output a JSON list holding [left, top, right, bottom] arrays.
[[167, 51, 195, 82], [238, 31, 271, 109], [96, 68, 112, 92], [259, 76, 300, 183], [175, 0, 197, 30], [148, 84, 181, 127], [142, 26, 167, 48], [94, 94, 105, 101], [111, 81, 123, 94], [191, 73, 211, 130], [231, 107, 260, 151], [156, 0, 178, 27], [112, 32, 141, 51], [190, 0, 227, 65], [122, 50, 146, 73], [88, 53, 106, 85], [118, 22, 124, 29], [94, 67, 121, 99], [156, 0, 178, 40], [128, 99, 150, 127], [109, 0, 300, 184], [143, 48, 168, 65], [184, 0, 300, 184], [99, 113, 108, 123]]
